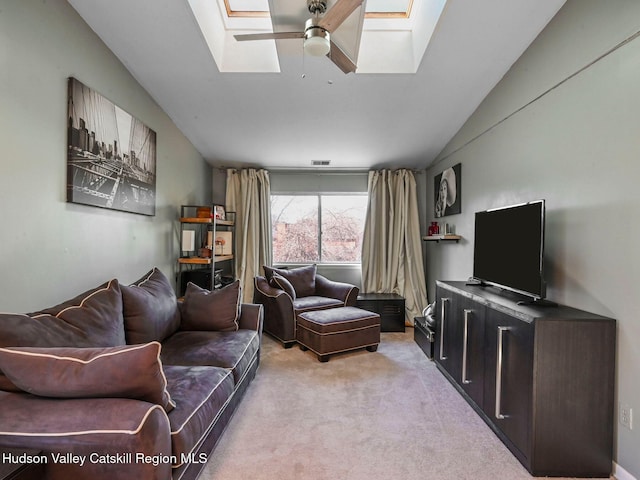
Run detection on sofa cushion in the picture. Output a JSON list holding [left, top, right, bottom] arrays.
[[0, 342, 174, 412], [0, 279, 126, 392], [180, 281, 240, 332], [293, 296, 344, 313], [263, 265, 316, 297], [161, 330, 259, 384], [121, 267, 181, 344], [164, 365, 234, 468], [269, 273, 296, 300]]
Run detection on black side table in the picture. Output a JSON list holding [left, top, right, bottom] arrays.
[[356, 293, 405, 332]]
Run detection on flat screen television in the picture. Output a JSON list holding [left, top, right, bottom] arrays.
[[472, 200, 546, 300]]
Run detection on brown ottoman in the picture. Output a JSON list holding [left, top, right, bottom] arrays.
[[296, 306, 381, 362]]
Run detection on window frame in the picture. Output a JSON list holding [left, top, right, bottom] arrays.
[[271, 192, 368, 265]]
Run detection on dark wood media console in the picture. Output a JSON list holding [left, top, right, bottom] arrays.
[[434, 281, 616, 477]]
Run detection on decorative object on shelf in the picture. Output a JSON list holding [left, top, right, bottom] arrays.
[[428, 221, 439, 236], [214, 205, 226, 220], [434, 163, 461, 218], [215, 231, 233, 256], [181, 230, 195, 253], [199, 247, 212, 258], [214, 239, 223, 256], [197, 206, 212, 218], [67, 77, 157, 216]]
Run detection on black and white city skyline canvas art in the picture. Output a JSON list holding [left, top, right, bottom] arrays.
[[67, 77, 157, 216]]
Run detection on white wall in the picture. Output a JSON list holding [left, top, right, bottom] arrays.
[[0, 0, 211, 311], [426, 0, 640, 476]]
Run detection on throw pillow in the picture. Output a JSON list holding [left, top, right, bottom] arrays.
[[269, 273, 296, 300], [0, 279, 126, 392], [263, 265, 316, 297], [24, 279, 127, 347], [0, 342, 175, 412], [180, 281, 241, 332], [121, 267, 181, 344]]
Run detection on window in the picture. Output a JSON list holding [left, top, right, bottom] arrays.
[[271, 194, 368, 264]]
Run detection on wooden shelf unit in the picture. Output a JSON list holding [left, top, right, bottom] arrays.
[[178, 205, 235, 295]]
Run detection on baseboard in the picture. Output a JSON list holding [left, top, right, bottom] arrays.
[[614, 462, 638, 480]]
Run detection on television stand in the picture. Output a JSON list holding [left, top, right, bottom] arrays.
[[516, 298, 558, 308], [434, 280, 615, 477]]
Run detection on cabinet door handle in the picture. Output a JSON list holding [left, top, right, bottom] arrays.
[[461, 309, 472, 384], [439, 298, 450, 360], [495, 326, 510, 420]]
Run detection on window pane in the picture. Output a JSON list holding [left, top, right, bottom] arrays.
[[321, 195, 368, 263], [271, 195, 319, 263]]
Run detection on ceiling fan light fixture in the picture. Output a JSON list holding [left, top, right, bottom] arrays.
[[304, 19, 330, 57]]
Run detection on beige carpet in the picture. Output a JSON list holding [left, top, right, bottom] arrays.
[[201, 332, 612, 480]]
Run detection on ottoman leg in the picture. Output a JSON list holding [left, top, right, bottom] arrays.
[[366, 345, 378, 352], [318, 354, 330, 362]]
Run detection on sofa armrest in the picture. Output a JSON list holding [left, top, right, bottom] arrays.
[[315, 274, 359, 306], [0, 391, 172, 480], [238, 303, 263, 332]]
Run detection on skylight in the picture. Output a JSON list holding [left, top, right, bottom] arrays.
[[188, 0, 445, 73]]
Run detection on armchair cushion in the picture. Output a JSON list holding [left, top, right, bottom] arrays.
[[180, 281, 241, 332], [293, 296, 344, 313], [0, 342, 174, 412], [263, 264, 316, 297], [270, 273, 296, 300], [121, 267, 181, 344]]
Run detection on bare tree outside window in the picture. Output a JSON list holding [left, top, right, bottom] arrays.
[[271, 194, 367, 264]]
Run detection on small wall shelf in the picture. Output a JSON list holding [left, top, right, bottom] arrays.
[[423, 235, 462, 243]]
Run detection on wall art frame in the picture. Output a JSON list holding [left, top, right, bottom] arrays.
[[67, 77, 157, 216], [434, 163, 461, 218]]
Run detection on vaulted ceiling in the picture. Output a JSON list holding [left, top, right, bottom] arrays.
[[67, 0, 566, 170]]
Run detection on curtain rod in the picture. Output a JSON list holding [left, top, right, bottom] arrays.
[[216, 167, 424, 175]]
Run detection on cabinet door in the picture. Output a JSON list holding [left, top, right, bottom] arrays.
[[459, 297, 485, 407], [435, 289, 462, 381], [483, 309, 534, 460]]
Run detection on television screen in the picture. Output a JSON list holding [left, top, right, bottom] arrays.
[[473, 200, 546, 299]]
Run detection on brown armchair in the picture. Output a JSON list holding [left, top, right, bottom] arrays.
[[253, 265, 359, 347]]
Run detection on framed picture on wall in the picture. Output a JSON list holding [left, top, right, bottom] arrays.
[[434, 163, 461, 218], [67, 77, 157, 216]]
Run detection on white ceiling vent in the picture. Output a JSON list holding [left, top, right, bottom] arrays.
[[311, 160, 331, 166]]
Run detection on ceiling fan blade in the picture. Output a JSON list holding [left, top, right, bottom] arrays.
[[318, 0, 364, 33], [327, 40, 356, 74], [234, 32, 304, 41]]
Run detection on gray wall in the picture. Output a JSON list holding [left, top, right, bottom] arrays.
[[425, 1, 640, 476], [0, 0, 211, 311]]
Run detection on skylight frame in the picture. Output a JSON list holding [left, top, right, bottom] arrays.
[[222, 0, 414, 19]]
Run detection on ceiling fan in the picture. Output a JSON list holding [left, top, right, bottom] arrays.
[[233, 0, 364, 74]]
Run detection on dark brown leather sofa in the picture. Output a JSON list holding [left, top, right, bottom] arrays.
[[0, 268, 262, 480], [253, 265, 358, 347]]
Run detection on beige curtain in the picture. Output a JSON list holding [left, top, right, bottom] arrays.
[[361, 169, 427, 325], [225, 168, 272, 303]]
